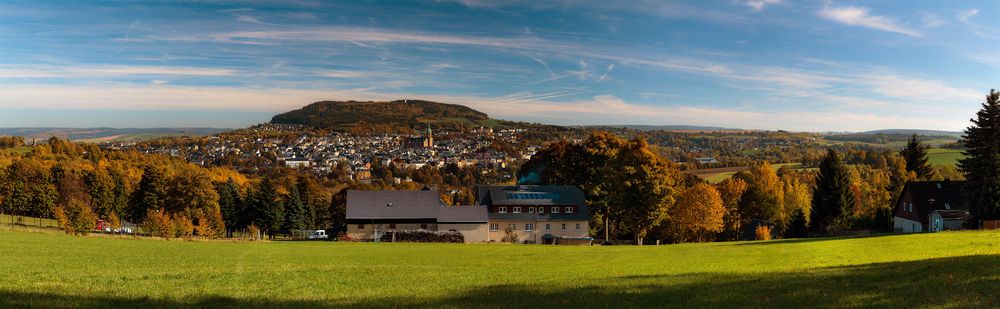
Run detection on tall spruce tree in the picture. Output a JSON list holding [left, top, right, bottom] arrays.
[[959, 89, 1000, 224], [282, 186, 308, 236], [810, 149, 856, 234], [217, 178, 242, 231], [252, 178, 283, 237], [899, 134, 934, 179]]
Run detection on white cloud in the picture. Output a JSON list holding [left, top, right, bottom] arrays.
[[818, 5, 921, 37], [0, 65, 238, 78], [150, 80, 169, 85], [746, 0, 780, 12]]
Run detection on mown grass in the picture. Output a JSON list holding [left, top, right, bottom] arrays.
[[0, 229, 997, 308], [928, 148, 966, 167]]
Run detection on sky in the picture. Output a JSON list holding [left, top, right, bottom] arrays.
[[1, 0, 999, 131]]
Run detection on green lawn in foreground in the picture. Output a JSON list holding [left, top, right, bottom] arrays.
[[0, 229, 997, 308], [928, 148, 966, 167]]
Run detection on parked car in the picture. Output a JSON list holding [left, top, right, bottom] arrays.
[[307, 230, 329, 239]]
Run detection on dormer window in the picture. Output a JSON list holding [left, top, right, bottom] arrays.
[[944, 203, 951, 210], [499, 207, 507, 213], [538, 207, 544, 214], [528, 207, 535, 213], [552, 207, 560, 214], [565, 207, 574, 214], [513, 207, 522, 213]]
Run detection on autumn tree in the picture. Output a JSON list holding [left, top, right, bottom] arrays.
[[734, 162, 784, 229], [130, 166, 168, 222], [608, 138, 679, 245], [661, 183, 725, 243], [959, 89, 1000, 224], [715, 178, 748, 241], [900, 134, 934, 179], [811, 149, 856, 234]]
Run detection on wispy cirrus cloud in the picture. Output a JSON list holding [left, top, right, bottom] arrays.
[[0, 65, 239, 78], [818, 5, 921, 37]]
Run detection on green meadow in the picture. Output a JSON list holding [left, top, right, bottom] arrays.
[[0, 229, 997, 308], [928, 148, 966, 167]]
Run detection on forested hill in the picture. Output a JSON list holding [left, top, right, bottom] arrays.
[[270, 100, 499, 133]]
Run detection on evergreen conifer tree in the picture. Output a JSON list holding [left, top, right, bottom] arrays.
[[899, 134, 934, 179], [810, 149, 856, 234], [959, 89, 1000, 224], [282, 186, 308, 236]]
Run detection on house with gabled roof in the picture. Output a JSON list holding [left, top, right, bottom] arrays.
[[893, 180, 970, 233], [345, 189, 489, 243], [476, 185, 591, 244]]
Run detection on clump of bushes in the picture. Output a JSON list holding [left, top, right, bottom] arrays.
[[53, 199, 97, 235], [380, 230, 464, 243], [755, 225, 773, 241]]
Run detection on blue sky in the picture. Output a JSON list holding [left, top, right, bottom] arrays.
[[1, 0, 998, 131]]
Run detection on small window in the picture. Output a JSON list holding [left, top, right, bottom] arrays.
[[513, 207, 521, 214], [561, 223, 566, 231], [499, 207, 507, 213], [525, 223, 534, 231], [565, 207, 573, 214], [552, 207, 560, 214], [538, 207, 544, 214], [528, 207, 535, 213], [576, 223, 581, 230], [489, 223, 499, 231], [545, 223, 551, 230], [358, 224, 365, 229], [509, 224, 516, 230]]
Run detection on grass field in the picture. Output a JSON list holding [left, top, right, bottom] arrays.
[[689, 163, 804, 184], [928, 148, 966, 167], [0, 229, 996, 308]]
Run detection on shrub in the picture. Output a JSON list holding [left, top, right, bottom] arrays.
[[247, 224, 261, 241], [143, 209, 175, 238], [755, 225, 772, 241], [173, 214, 194, 239], [53, 199, 97, 235], [338, 232, 358, 242], [501, 225, 519, 244]]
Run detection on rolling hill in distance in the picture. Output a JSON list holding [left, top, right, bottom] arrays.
[[269, 99, 566, 133], [0, 127, 228, 143], [0, 101, 968, 141]]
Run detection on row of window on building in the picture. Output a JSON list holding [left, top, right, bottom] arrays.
[[488, 223, 581, 232], [496, 206, 574, 214]]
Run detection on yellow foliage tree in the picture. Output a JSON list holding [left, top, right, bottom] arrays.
[[663, 183, 725, 243]]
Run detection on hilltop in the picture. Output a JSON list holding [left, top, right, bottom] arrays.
[[270, 100, 513, 133]]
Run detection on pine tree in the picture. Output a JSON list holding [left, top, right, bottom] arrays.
[[959, 89, 1000, 224], [252, 178, 283, 238], [217, 178, 242, 231], [282, 186, 308, 236], [810, 149, 856, 234], [787, 209, 808, 238], [899, 134, 934, 179]]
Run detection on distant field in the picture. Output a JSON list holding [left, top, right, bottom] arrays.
[[928, 148, 965, 167], [688, 163, 803, 184], [4, 229, 994, 307], [0, 146, 32, 155]]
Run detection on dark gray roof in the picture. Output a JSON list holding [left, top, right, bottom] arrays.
[[476, 185, 587, 206], [438, 205, 488, 223], [346, 190, 487, 223], [477, 185, 589, 221]]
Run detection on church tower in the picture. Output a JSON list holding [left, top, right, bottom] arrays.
[[423, 125, 434, 148]]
